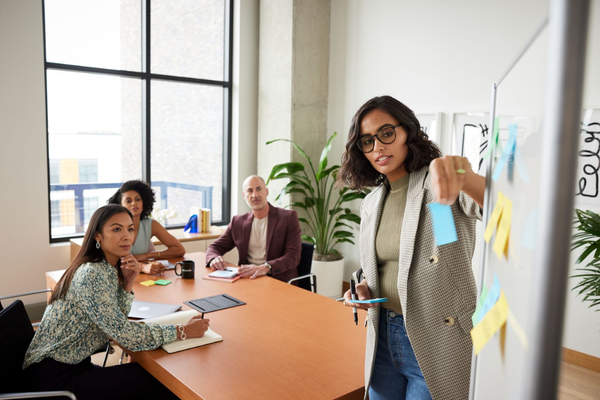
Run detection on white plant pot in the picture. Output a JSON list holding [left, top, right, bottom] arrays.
[[311, 258, 344, 299]]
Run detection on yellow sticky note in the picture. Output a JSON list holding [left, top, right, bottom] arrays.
[[493, 195, 512, 259], [470, 290, 509, 355], [140, 280, 156, 287], [507, 310, 528, 350], [484, 192, 505, 243]]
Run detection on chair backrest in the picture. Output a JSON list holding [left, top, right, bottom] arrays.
[[297, 243, 314, 291], [0, 300, 35, 394]]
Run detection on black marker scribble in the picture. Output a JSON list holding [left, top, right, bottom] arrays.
[[462, 123, 488, 173], [577, 121, 600, 198]]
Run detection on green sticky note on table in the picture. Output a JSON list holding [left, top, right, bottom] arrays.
[[154, 279, 171, 286]]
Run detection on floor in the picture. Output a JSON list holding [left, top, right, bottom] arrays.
[[92, 349, 600, 399], [558, 362, 600, 400]]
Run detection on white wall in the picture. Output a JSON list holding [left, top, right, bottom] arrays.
[[0, 0, 69, 306], [0, 0, 258, 305], [327, 0, 600, 358]]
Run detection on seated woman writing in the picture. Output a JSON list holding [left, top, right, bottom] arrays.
[[23, 204, 209, 399], [108, 180, 185, 275]]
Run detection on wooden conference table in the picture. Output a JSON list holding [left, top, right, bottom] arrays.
[[47, 252, 366, 400]]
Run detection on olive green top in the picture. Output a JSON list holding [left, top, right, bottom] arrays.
[[376, 173, 409, 315]]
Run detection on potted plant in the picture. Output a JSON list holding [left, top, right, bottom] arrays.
[[571, 209, 600, 312], [266, 132, 369, 298]]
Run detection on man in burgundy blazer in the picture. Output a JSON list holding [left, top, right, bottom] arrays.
[[205, 175, 301, 283]]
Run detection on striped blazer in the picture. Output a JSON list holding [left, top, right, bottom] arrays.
[[359, 167, 481, 400]]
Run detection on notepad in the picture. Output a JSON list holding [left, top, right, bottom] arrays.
[[208, 267, 239, 279], [140, 310, 223, 353]]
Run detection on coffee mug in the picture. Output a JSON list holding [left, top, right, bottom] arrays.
[[175, 260, 195, 279]]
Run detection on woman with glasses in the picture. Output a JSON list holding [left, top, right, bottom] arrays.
[[108, 180, 185, 275], [339, 96, 485, 400]]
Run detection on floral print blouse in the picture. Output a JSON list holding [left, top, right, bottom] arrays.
[[23, 261, 176, 368]]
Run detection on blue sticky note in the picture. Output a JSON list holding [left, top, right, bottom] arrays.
[[492, 124, 517, 181], [514, 139, 530, 183], [427, 203, 458, 246], [475, 274, 501, 324]]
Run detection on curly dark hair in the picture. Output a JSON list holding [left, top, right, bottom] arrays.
[[337, 95, 442, 191], [107, 180, 156, 220]]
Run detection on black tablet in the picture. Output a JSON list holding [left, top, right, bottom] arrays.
[[184, 294, 246, 314]]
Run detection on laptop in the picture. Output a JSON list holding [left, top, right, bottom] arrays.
[[128, 300, 182, 319]]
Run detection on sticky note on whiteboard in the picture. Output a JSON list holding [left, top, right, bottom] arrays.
[[470, 290, 509, 355], [427, 203, 458, 246]]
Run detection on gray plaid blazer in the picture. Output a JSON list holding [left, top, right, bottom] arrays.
[[359, 167, 481, 400]]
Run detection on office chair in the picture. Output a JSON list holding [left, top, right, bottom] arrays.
[[0, 299, 77, 399], [287, 243, 317, 293]]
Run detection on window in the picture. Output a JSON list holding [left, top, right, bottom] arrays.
[[44, 0, 232, 241]]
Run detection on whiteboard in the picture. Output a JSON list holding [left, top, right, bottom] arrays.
[[470, 24, 548, 400]]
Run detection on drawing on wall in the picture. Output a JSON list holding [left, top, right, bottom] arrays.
[[416, 112, 444, 151], [575, 109, 600, 204], [451, 113, 489, 174]]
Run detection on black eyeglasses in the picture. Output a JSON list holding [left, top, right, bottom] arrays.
[[357, 124, 401, 153]]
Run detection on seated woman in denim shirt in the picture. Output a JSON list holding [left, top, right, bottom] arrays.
[[23, 204, 209, 400], [108, 180, 185, 275]]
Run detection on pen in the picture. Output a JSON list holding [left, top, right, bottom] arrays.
[[350, 279, 358, 326], [201, 312, 204, 319]]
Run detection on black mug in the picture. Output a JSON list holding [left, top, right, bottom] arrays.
[[175, 260, 195, 279]]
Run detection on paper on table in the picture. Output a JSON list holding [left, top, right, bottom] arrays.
[[141, 309, 222, 353], [427, 203, 458, 246], [470, 290, 509, 355]]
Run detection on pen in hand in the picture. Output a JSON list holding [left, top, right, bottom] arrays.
[[350, 279, 358, 326]]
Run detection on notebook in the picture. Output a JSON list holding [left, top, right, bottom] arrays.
[[128, 300, 182, 319], [140, 310, 223, 353], [207, 267, 239, 279]]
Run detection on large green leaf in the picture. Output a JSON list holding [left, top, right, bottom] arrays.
[[338, 213, 361, 224], [267, 162, 305, 184], [318, 132, 337, 174], [302, 235, 316, 244], [333, 230, 354, 238], [316, 165, 340, 182], [339, 192, 366, 203]]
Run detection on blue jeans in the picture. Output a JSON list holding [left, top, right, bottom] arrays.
[[368, 309, 433, 400]]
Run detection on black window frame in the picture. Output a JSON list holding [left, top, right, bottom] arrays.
[[42, 0, 234, 243]]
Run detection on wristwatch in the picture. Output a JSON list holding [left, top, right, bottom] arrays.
[[264, 262, 272, 276]]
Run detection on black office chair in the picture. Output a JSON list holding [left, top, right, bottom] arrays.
[[0, 299, 77, 399], [287, 243, 317, 293]]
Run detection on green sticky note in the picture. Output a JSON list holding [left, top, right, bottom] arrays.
[[154, 279, 171, 286], [472, 284, 489, 326], [483, 116, 500, 160]]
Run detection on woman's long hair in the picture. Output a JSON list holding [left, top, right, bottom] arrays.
[[49, 204, 133, 304], [107, 180, 155, 220], [337, 95, 442, 191]]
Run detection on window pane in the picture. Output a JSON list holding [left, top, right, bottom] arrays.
[[45, 0, 142, 71], [151, 0, 225, 80], [47, 70, 142, 238], [151, 80, 223, 225]]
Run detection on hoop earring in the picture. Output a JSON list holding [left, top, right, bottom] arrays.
[[96, 241, 101, 249]]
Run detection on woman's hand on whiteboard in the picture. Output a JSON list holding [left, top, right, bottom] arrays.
[[343, 279, 376, 310], [429, 156, 472, 205]]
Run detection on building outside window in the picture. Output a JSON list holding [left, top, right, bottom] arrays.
[[44, 0, 232, 240]]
